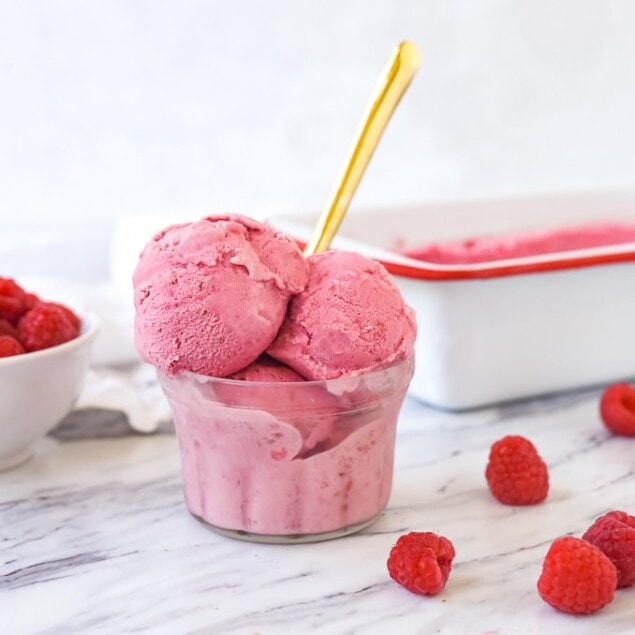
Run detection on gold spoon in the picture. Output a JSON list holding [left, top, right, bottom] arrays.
[[303, 41, 421, 256]]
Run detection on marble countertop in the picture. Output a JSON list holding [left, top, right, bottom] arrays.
[[2, 377, 635, 635]]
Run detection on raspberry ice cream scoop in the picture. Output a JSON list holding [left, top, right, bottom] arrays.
[[133, 215, 309, 377], [267, 250, 417, 380]]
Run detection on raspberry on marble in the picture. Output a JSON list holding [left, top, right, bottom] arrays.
[[387, 531, 455, 596], [537, 536, 617, 615], [600, 384, 635, 437], [583, 510, 635, 588], [485, 435, 549, 505]]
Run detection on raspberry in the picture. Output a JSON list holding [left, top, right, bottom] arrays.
[[582, 510, 635, 588], [0, 277, 29, 324], [0, 335, 25, 357], [24, 292, 39, 310], [600, 384, 635, 436], [485, 435, 549, 505], [37, 301, 81, 330], [17, 304, 79, 352], [537, 536, 617, 615], [0, 318, 19, 340], [387, 531, 455, 596]]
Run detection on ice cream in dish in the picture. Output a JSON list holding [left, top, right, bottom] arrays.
[[133, 215, 416, 540], [132, 41, 421, 541]]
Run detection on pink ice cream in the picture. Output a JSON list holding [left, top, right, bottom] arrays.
[[267, 250, 417, 380], [133, 215, 309, 377], [133, 217, 417, 540], [226, 355, 334, 454], [158, 354, 414, 537], [228, 355, 304, 382], [403, 222, 635, 265]]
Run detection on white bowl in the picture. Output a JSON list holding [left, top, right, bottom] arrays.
[[268, 189, 635, 410], [0, 313, 99, 470]]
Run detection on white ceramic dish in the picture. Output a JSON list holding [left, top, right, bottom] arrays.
[[0, 314, 99, 470], [268, 189, 635, 410]]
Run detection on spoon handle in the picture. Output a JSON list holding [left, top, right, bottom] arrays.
[[303, 41, 421, 256]]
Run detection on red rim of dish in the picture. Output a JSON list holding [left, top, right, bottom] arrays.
[[296, 240, 635, 281]]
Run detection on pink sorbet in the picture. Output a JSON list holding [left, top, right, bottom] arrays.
[[228, 355, 305, 382], [227, 355, 336, 454], [133, 215, 309, 377], [402, 222, 635, 265], [158, 354, 414, 537], [267, 250, 417, 380]]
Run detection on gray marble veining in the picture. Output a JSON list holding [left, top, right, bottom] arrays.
[[2, 384, 635, 634]]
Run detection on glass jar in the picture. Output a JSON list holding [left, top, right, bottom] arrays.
[[158, 354, 414, 543]]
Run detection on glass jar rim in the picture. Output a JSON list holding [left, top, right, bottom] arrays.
[[162, 352, 414, 389]]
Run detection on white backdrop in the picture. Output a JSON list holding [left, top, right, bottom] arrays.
[[1, 1, 635, 271]]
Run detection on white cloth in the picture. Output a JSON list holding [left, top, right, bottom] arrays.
[[76, 365, 170, 434]]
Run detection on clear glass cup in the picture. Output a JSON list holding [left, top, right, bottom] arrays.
[[158, 354, 414, 543]]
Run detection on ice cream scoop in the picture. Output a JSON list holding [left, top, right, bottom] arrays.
[[267, 250, 417, 380], [133, 214, 309, 377], [264, 41, 418, 380]]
